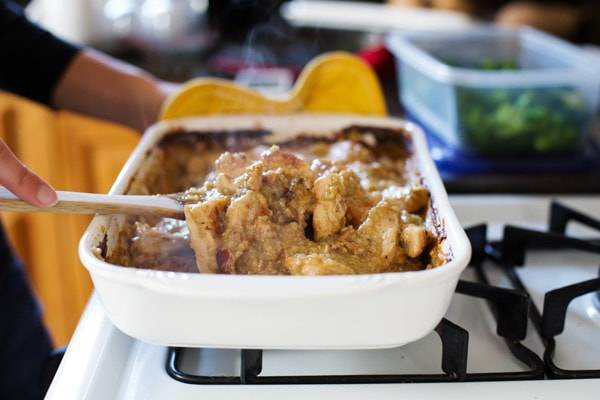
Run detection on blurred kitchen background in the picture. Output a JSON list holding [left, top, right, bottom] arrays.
[[2, 0, 600, 346]]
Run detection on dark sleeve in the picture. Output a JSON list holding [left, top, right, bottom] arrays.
[[0, 1, 80, 105], [573, 2, 600, 44]]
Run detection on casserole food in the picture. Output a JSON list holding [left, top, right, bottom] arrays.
[[80, 114, 471, 349], [106, 127, 444, 276]]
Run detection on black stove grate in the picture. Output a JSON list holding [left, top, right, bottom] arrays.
[[499, 201, 600, 380], [165, 224, 544, 385], [166, 275, 544, 385], [542, 276, 600, 379], [167, 317, 472, 385], [165, 201, 599, 385]]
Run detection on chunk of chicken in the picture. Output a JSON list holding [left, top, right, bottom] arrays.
[[224, 191, 271, 229], [218, 191, 272, 274], [382, 184, 429, 213], [401, 224, 428, 258], [313, 173, 347, 240], [286, 254, 355, 275], [357, 200, 400, 269], [312, 167, 373, 240], [184, 195, 230, 273], [261, 145, 312, 178], [214, 152, 252, 194], [338, 170, 371, 226], [233, 161, 263, 192], [260, 146, 315, 226], [215, 151, 252, 176]]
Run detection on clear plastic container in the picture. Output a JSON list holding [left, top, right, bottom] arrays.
[[386, 27, 600, 156]]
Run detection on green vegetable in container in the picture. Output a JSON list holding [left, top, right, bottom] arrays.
[[479, 58, 518, 70], [439, 58, 590, 155], [457, 86, 588, 155]]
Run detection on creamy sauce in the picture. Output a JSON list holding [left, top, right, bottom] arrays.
[[106, 128, 443, 275]]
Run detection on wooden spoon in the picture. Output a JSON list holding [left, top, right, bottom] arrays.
[[0, 187, 185, 220]]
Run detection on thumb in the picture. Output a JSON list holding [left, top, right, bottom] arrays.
[[0, 139, 57, 208]]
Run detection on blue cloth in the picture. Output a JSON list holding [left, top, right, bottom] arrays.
[[0, 223, 52, 400]]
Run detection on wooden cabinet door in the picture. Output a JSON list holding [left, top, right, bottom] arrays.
[[0, 91, 139, 346]]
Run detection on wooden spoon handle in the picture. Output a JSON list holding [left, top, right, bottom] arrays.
[[0, 187, 184, 219]]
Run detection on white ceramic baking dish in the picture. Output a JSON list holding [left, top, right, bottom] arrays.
[[79, 114, 471, 349]]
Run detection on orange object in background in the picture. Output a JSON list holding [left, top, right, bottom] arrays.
[[0, 91, 138, 346]]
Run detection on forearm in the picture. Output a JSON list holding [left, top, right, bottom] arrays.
[[52, 49, 175, 131]]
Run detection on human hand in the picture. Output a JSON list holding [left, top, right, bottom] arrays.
[[0, 138, 57, 208]]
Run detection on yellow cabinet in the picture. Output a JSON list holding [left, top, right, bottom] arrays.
[[0, 91, 138, 346]]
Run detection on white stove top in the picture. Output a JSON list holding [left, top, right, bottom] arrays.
[[46, 195, 600, 399]]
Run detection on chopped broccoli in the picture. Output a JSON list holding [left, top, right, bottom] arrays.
[[427, 57, 589, 155], [453, 58, 588, 155], [457, 86, 588, 155]]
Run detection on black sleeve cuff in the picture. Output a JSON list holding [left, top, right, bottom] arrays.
[[0, 1, 81, 105]]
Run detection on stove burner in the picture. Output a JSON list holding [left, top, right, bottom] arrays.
[[165, 201, 600, 384], [488, 201, 600, 379]]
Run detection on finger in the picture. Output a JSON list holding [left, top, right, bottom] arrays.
[[0, 140, 57, 208]]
